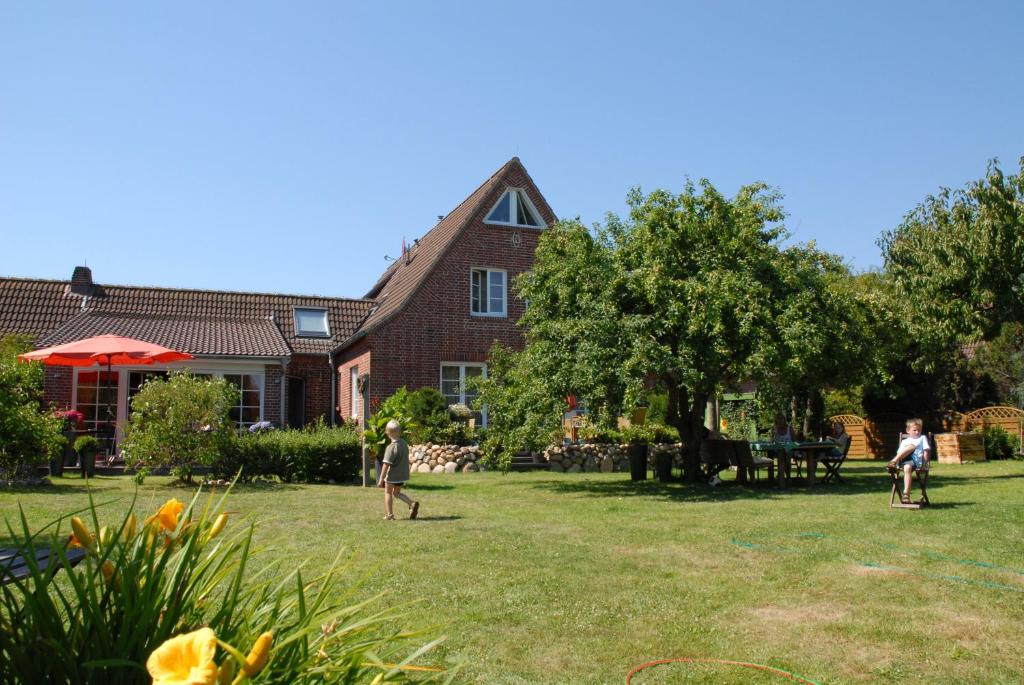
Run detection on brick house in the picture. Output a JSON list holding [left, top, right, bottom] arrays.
[[0, 158, 555, 451]]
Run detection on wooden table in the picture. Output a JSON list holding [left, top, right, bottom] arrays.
[[1, 546, 87, 584], [749, 441, 841, 487]]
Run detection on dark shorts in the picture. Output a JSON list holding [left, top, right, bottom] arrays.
[[386, 481, 407, 487]]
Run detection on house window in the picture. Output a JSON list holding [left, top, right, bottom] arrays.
[[223, 373, 263, 428], [294, 308, 330, 337], [484, 189, 543, 228], [74, 370, 120, 454], [127, 370, 168, 411], [350, 367, 360, 419], [440, 364, 486, 426], [470, 268, 506, 317]]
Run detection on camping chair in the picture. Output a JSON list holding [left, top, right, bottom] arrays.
[[730, 440, 775, 484], [699, 439, 732, 482], [819, 438, 851, 484], [888, 432, 932, 509]]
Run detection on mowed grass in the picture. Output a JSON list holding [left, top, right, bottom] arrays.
[[5, 460, 1024, 684]]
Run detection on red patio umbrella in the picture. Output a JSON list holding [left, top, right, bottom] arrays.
[[19, 335, 194, 444]]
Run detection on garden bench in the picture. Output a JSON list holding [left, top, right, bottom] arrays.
[[0, 546, 87, 584]]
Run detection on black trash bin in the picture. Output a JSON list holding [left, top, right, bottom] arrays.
[[655, 452, 673, 482], [628, 443, 648, 481]]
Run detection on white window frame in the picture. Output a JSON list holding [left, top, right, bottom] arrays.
[[439, 362, 488, 426], [350, 366, 360, 419], [483, 188, 546, 229], [470, 267, 507, 318], [293, 307, 331, 338]]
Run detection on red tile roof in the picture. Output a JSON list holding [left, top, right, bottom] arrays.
[[40, 311, 292, 357], [0, 277, 373, 357]]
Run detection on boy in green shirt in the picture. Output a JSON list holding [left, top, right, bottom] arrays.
[[377, 420, 419, 520]]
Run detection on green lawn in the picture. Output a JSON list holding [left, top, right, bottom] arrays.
[[5, 461, 1024, 684]]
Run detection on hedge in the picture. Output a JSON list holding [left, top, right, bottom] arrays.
[[214, 423, 362, 483]]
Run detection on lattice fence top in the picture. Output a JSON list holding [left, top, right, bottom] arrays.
[[828, 414, 864, 425], [965, 406, 1024, 420]]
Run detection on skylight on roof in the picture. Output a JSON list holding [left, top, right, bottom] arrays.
[[485, 189, 543, 228], [294, 308, 330, 337]]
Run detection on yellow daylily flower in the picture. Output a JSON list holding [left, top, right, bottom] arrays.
[[70, 516, 95, 551], [240, 632, 273, 678], [146, 627, 219, 685], [98, 525, 114, 549], [148, 499, 186, 532], [100, 560, 115, 581], [206, 513, 228, 542]]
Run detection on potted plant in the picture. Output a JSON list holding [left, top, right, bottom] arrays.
[[622, 425, 650, 482], [55, 409, 85, 467], [74, 435, 101, 478]]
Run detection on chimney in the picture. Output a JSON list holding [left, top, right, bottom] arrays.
[[69, 266, 94, 296]]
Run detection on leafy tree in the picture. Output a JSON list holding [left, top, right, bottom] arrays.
[[879, 157, 1024, 368], [0, 335, 64, 476], [122, 372, 238, 483]]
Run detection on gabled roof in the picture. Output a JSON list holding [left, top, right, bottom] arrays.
[[0, 277, 374, 357], [40, 311, 292, 357], [345, 157, 555, 347]]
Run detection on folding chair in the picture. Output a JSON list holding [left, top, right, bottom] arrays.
[[819, 439, 851, 484], [887, 432, 932, 509], [730, 440, 774, 484]]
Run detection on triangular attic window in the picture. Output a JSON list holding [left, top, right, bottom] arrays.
[[485, 189, 543, 227]]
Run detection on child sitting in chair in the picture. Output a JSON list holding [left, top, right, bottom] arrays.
[[888, 417, 931, 504]]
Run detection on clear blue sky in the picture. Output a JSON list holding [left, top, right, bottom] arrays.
[[2, 1, 1021, 298]]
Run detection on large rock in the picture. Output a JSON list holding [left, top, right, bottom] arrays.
[[431, 464, 445, 474], [567, 464, 582, 473], [462, 462, 478, 473], [444, 461, 457, 474], [600, 456, 614, 473], [548, 461, 564, 473], [583, 456, 598, 473], [416, 463, 432, 474]]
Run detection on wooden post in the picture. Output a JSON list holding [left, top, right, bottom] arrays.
[[359, 374, 371, 487]]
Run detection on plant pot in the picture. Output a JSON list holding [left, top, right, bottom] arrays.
[[63, 430, 80, 466], [628, 443, 648, 481], [655, 452, 673, 482], [48, 456, 65, 477], [79, 450, 97, 478]]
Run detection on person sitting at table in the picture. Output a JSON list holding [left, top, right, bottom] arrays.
[[770, 413, 794, 442], [825, 421, 851, 456]]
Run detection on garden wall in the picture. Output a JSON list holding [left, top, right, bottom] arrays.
[[543, 443, 683, 473], [409, 443, 482, 473]]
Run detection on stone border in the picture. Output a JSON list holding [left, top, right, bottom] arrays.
[[544, 443, 683, 473], [409, 444, 482, 473]]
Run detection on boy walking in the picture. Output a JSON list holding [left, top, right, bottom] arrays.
[[377, 420, 420, 520]]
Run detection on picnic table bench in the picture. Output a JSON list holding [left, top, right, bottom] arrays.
[[0, 545, 87, 584]]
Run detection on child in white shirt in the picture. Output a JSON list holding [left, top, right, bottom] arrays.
[[888, 417, 931, 504]]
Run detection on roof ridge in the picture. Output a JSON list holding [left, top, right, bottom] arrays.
[[0, 275, 376, 303]]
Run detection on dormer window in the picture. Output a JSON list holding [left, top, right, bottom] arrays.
[[484, 189, 543, 228], [294, 308, 330, 337]]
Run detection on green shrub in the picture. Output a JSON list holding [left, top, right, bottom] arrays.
[[0, 336, 65, 478], [363, 388, 416, 457], [217, 421, 361, 483], [73, 434, 102, 454], [0, 489, 455, 684], [982, 426, 1021, 460], [122, 372, 238, 484]]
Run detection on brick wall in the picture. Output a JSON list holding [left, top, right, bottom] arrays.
[[43, 366, 73, 410], [337, 342, 372, 424], [264, 363, 283, 426], [360, 165, 550, 408], [286, 353, 335, 425]]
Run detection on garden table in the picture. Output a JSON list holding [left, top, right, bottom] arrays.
[[0, 546, 87, 584], [749, 441, 840, 487]]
